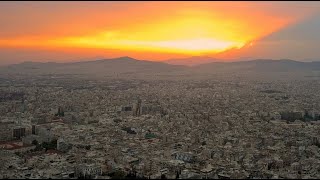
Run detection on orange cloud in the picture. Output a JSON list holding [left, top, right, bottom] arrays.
[[0, 1, 316, 60]]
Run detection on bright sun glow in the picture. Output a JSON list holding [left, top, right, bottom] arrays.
[[0, 1, 308, 58], [56, 37, 245, 54], [0, 15, 248, 55]]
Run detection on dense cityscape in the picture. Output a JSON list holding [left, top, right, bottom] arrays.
[[1, 71, 320, 179], [2, 1, 320, 179]]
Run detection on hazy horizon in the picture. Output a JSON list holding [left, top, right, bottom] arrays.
[[1, 55, 318, 68]]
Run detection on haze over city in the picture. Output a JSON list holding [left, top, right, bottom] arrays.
[[1, 1, 320, 180]]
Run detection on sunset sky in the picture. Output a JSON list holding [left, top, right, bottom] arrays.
[[1, 1, 320, 65]]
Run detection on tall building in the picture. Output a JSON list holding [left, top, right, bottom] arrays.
[[13, 127, 26, 140], [0, 122, 14, 141], [133, 99, 142, 116], [75, 163, 102, 179]]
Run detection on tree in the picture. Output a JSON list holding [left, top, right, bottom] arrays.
[[111, 170, 126, 179], [161, 174, 167, 179], [32, 139, 38, 145], [34, 144, 43, 151], [85, 145, 91, 150], [58, 107, 61, 116], [175, 171, 179, 179], [56, 107, 65, 117], [40, 139, 57, 151]]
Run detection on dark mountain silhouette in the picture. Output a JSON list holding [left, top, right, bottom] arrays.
[[0, 56, 186, 76], [1, 57, 320, 77], [193, 59, 320, 73], [164, 56, 221, 66]]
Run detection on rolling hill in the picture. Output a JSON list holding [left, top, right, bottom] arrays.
[[0, 56, 187, 76], [1, 57, 320, 79], [193, 59, 320, 73]]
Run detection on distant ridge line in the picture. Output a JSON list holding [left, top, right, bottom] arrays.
[[15, 57, 317, 66]]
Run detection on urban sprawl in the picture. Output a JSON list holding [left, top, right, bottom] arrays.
[[1, 73, 320, 179]]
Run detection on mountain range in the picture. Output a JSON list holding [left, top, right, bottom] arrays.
[[164, 56, 222, 66], [1, 56, 320, 77], [0, 56, 186, 75]]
